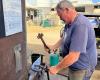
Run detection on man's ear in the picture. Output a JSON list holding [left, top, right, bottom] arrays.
[[65, 8, 69, 11], [64, 8, 69, 13]]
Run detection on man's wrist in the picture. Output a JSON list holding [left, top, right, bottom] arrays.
[[56, 64, 61, 71]]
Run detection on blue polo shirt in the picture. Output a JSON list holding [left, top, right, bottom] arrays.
[[61, 14, 97, 70]]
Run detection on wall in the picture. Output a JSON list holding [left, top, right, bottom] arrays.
[[0, 0, 27, 80]]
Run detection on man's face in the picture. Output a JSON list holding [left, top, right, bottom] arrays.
[[57, 8, 70, 24]]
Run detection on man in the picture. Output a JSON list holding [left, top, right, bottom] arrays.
[[45, 0, 97, 80]]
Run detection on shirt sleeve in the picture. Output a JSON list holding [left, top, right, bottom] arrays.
[[69, 24, 88, 53]]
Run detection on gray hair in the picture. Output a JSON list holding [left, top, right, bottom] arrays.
[[56, 0, 74, 10]]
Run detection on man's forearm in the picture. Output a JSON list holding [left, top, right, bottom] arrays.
[[56, 51, 80, 70]]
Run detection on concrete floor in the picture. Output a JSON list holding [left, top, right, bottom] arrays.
[[26, 23, 100, 80]]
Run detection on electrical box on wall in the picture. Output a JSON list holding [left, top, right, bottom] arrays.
[[0, 0, 23, 38], [14, 44, 22, 73]]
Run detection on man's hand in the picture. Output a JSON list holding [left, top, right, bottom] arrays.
[[49, 66, 60, 75]]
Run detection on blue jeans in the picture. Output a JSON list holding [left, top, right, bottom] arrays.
[[68, 68, 94, 80]]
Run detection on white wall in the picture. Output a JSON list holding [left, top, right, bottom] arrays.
[[26, 0, 95, 8], [37, 0, 51, 7]]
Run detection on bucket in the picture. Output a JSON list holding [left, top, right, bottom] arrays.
[[31, 53, 43, 64]]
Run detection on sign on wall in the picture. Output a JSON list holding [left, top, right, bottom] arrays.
[[2, 0, 23, 36]]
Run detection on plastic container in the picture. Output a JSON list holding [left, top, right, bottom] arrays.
[[42, 19, 51, 27], [49, 53, 59, 66]]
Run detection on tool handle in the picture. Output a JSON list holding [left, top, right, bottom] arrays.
[[37, 33, 50, 53]]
